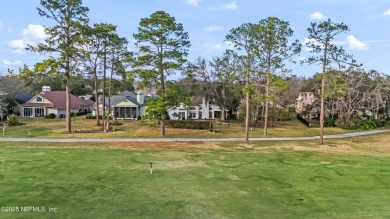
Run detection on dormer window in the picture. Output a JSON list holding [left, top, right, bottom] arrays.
[[36, 97, 43, 102]]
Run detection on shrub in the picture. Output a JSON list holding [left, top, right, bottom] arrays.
[[324, 117, 337, 127], [358, 119, 377, 130], [45, 113, 56, 119], [167, 120, 212, 130], [6, 116, 20, 126], [271, 109, 296, 121], [86, 115, 103, 119], [336, 117, 360, 130], [109, 120, 123, 126]]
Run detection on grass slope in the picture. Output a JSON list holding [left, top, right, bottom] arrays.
[[0, 134, 389, 218]]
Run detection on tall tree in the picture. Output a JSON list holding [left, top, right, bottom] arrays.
[[303, 18, 355, 144], [186, 50, 240, 121], [106, 36, 133, 131], [253, 17, 301, 135], [28, 0, 89, 132], [133, 10, 190, 136], [225, 23, 258, 143], [78, 23, 118, 127]]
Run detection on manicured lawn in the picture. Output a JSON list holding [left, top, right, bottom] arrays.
[[0, 134, 389, 218], [0, 116, 370, 139]]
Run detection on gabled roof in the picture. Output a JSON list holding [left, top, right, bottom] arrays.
[[22, 91, 94, 109], [15, 92, 33, 104], [190, 96, 203, 106], [80, 98, 95, 107], [121, 90, 136, 98], [95, 95, 141, 108]]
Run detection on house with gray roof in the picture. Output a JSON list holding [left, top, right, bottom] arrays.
[[92, 91, 154, 120]]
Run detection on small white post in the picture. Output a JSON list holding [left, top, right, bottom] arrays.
[[150, 161, 153, 174], [2, 124, 7, 136]]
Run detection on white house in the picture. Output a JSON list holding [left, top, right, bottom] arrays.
[[168, 96, 225, 120]]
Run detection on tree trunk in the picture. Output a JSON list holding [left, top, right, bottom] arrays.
[[107, 60, 114, 132], [94, 67, 100, 126], [103, 45, 108, 132], [319, 48, 327, 145], [65, 55, 71, 133], [245, 92, 250, 144], [220, 86, 226, 122], [263, 62, 270, 135], [160, 67, 166, 137]]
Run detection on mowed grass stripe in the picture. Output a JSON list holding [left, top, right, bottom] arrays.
[[0, 138, 389, 218]]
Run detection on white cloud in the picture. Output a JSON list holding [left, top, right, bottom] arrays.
[[8, 24, 46, 52], [346, 35, 368, 50], [204, 41, 234, 52], [384, 8, 390, 16], [12, 49, 26, 55], [309, 11, 326, 20], [223, 1, 238, 10], [8, 39, 28, 49], [3, 59, 23, 66], [22, 24, 46, 41], [184, 0, 202, 7], [203, 25, 223, 32]]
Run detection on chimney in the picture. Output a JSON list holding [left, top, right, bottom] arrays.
[[42, 86, 51, 92], [137, 91, 144, 105]]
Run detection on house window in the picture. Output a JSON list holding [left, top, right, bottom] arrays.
[[36, 97, 43, 102], [199, 111, 202, 119], [189, 107, 196, 110], [189, 111, 197, 119], [214, 111, 221, 119], [178, 112, 186, 120]]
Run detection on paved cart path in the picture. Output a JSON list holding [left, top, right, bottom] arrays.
[[0, 129, 388, 142]]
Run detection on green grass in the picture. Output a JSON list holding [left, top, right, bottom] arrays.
[[0, 136, 389, 218], [0, 116, 374, 139]]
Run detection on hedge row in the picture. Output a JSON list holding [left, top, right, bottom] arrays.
[[86, 115, 103, 119], [167, 120, 212, 130]]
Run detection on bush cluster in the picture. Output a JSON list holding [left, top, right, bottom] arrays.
[[86, 115, 103, 119], [324, 117, 337, 127], [167, 120, 212, 130], [271, 109, 296, 121], [358, 119, 377, 130], [6, 116, 21, 126], [45, 113, 56, 119]]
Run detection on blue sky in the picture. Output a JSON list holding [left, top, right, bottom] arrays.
[[1, 0, 390, 78]]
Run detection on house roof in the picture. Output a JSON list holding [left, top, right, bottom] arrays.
[[80, 98, 95, 107], [22, 91, 94, 109], [15, 92, 33, 104], [121, 90, 136, 98], [190, 96, 203, 106], [94, 95, 141, 108]]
